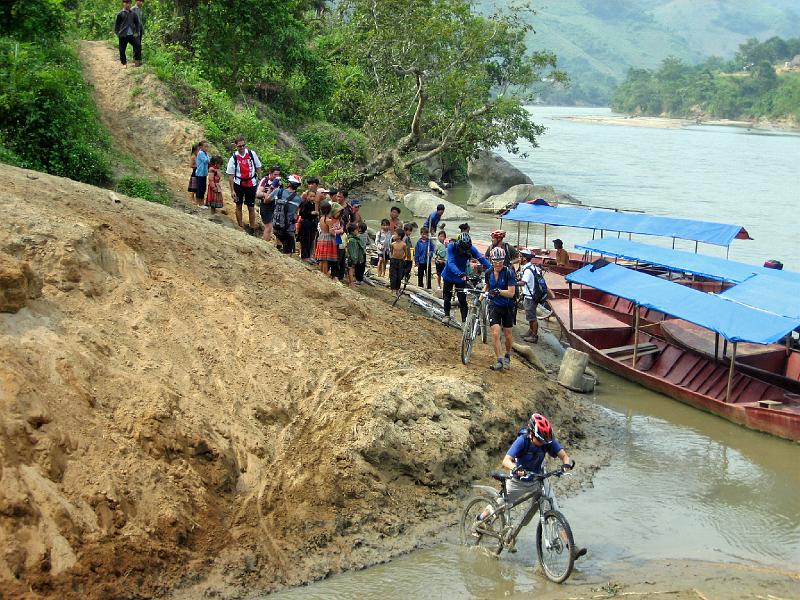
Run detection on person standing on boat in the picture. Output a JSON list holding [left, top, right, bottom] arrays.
[[553, 238, 569, 267]]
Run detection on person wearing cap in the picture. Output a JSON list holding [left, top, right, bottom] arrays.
[[272, 174, 302, 255], [484, 229, 520, 269], [349, 199, 364, 226], [442, 232, 491, 324], [553, 238, 569, 267], [423, 204, 446, 232]]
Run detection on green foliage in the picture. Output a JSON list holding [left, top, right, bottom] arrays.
[[298, 122, 368, 163], [612, 36, 800, 123], [0, 38, 112, 185], [0, 0, 66, 43], [72, 0, 119, 39], [116, 175, 172, 204]]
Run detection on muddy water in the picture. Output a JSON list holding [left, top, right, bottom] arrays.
[[267, 368, 800, 599]]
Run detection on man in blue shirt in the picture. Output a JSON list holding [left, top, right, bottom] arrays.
[[424, 203, 445, 233], [484, 246, 518, 370], [442, 233, 491, 324], [478, 413, 573, 528]]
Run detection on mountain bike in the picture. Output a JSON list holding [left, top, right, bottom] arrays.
[[459, 462, 582, 583], [460, 283, 489, 364]]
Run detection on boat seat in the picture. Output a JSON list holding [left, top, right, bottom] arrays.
[[602, 342, 658, 358], [786, 352, 800, 382]]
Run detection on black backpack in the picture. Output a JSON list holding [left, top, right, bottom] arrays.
[[523, 263, 548, 304]]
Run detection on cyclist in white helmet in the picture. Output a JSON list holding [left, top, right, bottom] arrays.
[[485, 246, 517, 371]]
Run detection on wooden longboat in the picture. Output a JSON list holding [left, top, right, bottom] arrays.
[[661, 319, 800, 394], [548, 296, 800, 441]]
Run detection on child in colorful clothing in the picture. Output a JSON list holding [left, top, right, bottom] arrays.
[[315, 202, 338, 275], [375, 218, 392, 278], [205, 156, 224, 213], [345, 223, 367, 287], [434, 230, 448, 290]]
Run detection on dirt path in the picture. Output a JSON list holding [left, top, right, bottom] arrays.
[[79, 40, 203, 198]]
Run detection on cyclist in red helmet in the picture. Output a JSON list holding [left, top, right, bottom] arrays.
[[484, 229, 520, 269], [479, 412, 572, 522]]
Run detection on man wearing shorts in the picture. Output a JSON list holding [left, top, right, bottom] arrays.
[[226, 136, 262, 233], [485, 246, 517, 371], [256, 165, 281, 242]]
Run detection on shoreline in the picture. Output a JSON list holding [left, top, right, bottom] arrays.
[[562, 113, 800, 133]]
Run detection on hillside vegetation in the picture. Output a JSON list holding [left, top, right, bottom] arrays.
[[611, 36, 800, 123], [490, 0, 800, 105]]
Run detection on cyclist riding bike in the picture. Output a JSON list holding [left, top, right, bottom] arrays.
[[484, 229, 520, 269], [442, 232, 491, 325], [485, 246, 517, 371], [479, 413, 572, 524]]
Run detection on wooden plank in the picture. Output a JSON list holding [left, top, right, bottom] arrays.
[[603, 342, 658, 357], [758, 399, 784, 408], [616, 347, 661, 362]]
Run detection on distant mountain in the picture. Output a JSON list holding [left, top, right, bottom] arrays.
[[481, 0, 800, 105]]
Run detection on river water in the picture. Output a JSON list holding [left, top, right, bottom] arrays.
[[270, 107, 800, 599]]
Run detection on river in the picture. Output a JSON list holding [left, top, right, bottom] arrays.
[[270, 107, 800, 599]]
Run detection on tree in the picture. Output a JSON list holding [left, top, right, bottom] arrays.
[[328, 0, 565, 186]]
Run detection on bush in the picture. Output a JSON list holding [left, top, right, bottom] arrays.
[[116, 175, 171, 205], [298, 121, 368, 163], [0, 38, 112, 185]]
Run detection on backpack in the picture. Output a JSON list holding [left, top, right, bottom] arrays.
[[523, 263, 548, 304], [231, 150, 257, 186], [273, 189, 299, 231]]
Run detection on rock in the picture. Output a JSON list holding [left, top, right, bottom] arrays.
[[387, 188, 398, 202], [475, 184, 581, 213], [557, 348, 595, 393], [466, 151, 532, 206], [427, 181, 446, 195], [402, 192, 470, 220], [0, 254, 43, 313]]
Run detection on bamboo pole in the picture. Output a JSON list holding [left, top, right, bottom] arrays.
[[723, 339, 728, 358], [694, 241, 699, 254], [714, 333, 720, 361], [525, 223, 530, 247], [516, 221, 521, 247], [725, 342, 737, 403], [544, 224, 547, 248], [568, 282, 574, 331], [632, 306, 640, 369]]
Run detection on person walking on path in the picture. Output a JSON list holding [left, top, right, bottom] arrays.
[[194, 140, 209, 207], [518, 249, 548, 343], [441, 233, 491, 324], [226, 136, 262, 234], [131, 0, 145, 52], [205, 156, 224, 214], [114, 0, 142, 67], [484, 246, 518, 371], [484, 229, 520, 269]]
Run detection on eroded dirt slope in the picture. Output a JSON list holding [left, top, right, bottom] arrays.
[[0, 164, 594, 599]]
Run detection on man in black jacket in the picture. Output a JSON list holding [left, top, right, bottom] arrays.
[[114, 0, 142, 67]]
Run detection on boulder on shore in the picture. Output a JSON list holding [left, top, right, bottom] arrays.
[[467, 151, 532, 206], [402, 191, 470, 221], [475, 184, 581, 213]]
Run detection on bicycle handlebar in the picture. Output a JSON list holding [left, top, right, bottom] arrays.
[[514, 460, 576, 482]]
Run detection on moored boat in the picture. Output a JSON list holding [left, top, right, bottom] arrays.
[[552, 261, 800, 441]]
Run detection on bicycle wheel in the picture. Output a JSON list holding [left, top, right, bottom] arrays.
[[535, 510, 575, 583], [461, 313, 476, 364], [460, 496, 506, 554], [480, 300, 489, 344], [536, 299, 553, 320]]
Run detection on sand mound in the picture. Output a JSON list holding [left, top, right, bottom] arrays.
[[0, 164, 589, 598]]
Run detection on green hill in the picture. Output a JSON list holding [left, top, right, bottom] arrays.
[[487, 0, 800, 104]]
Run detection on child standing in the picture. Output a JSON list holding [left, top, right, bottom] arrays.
[[205, 156, 224, 213], [356, 222, 369, 282], [389, 231, 407, 297], [434, 230, 448, 290], [414, 227, 434, 289], [187, 144, 198, 204], [375, 218, 392, 278], [345, 223, 367, 287], [402, 223, 414, 282]]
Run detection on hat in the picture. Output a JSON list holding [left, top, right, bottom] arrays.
[[287, 173, 302, 185], [351, 199, 361, 207], [318, 188, 329, 194], [330, 202, 343, 215], [270, 177, 282, 187]]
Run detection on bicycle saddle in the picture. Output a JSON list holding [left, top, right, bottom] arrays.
[[490, 470, 511, 481]]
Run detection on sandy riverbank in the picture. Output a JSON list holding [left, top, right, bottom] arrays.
[[563, 113, 800, 132]]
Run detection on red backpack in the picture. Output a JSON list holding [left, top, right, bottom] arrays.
[[231, 150, 257, 187]]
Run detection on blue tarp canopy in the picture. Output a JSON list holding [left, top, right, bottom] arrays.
[[721, 274, 800, 320], [501, 204, 749, 247], [575, 238, 765, 283], [565, 262, 800, 344]]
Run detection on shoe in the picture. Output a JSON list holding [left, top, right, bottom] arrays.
[[575, 547, 588, 559], [502, 355, 511, 370], [522, 334, 538, 343], [441, 315, 451, 326], [491, 359, 504, 371]]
